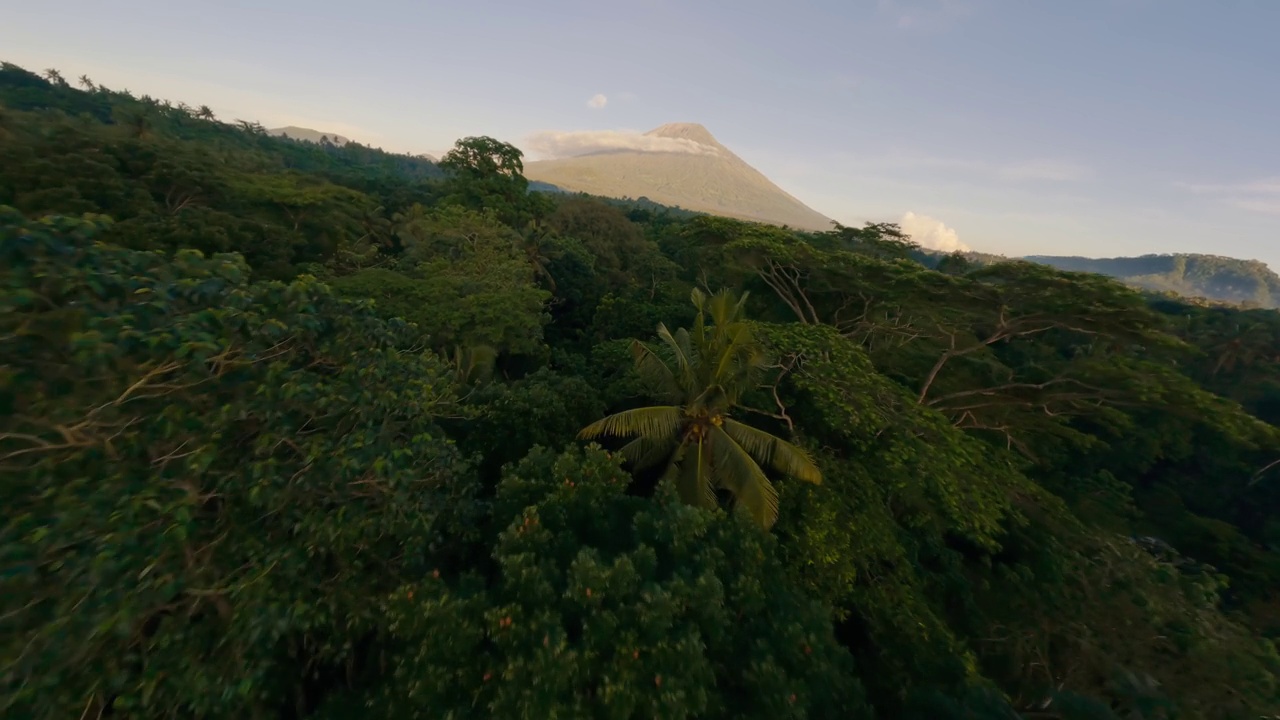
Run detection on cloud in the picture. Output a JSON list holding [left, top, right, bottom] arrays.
[[586, 93, 608, 109], [524, 130, 722, 160], [1176, 177, 1280, 216], [899, 211, 971, 252]]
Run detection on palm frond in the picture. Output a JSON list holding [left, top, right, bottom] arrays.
[[721, 419, 822, 485], [631, 340, 682, 401], [688, 384, 732, 417], [712, 324, 763, 390], [619, 433, 681, 471], [690, 288, 709, 348], [708, 424, 779, 529], [732, 289, 751, 320], [579, 405, 683, 441], [690, 286, 708, 310], [676, 437, 718, 510], [706, 287, 747, 328], [656, 323, 696, 390]]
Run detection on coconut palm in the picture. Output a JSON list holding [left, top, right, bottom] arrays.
[[520, 219, 558, 292], [580, 288, 821, 529], [196, 105, 216, 121]]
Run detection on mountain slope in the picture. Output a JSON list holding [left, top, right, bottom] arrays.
[[269, 126, 351, 145], [524, 123, 833, 232], [1026, 253, 1280, 308]]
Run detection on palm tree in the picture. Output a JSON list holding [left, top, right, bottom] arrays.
[[452, 344, 497, 386], [78, 75, 94, 91], [195, 105, 216, 121], [520, 219, 558, 291], [43, 68, 66, 86], [115, 108, 153, 139], [580, 288, 821, 529]]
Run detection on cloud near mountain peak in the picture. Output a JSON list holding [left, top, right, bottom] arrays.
[[524, 129, 722, 160]]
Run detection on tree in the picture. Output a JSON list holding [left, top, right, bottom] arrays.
[[714, 221, 1177, 454], [195, 105, 216, 121], [1, 211, 483, 718], [331, 208, 551, 357], [439, 135, 526, 180], [580, 288, 821, 528], [234, 118, 265, 135], [114, 106, 153, 139], [42, 68, 65, 86], [343, 446, 871, 719], [825, 221, 919, 261], [438, 136, 534, 226], [77, 74, 94, 91], [546, 195, 673, 286]]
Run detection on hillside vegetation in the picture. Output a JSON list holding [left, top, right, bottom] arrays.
[[3, 62, 1280, 719], [1027, 254, 1280, 308]]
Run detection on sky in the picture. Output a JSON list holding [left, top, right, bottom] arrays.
[[3, 0, 1279, 267]]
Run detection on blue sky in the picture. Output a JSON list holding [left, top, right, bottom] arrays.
[[4, 0, 1279, 267]]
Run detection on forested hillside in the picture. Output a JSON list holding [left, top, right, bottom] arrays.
[[1026, 254, 1280, 309], [3, 62, 1279, 719]]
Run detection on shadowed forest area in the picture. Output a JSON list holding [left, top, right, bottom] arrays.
[[3, 62, 1280, 719]]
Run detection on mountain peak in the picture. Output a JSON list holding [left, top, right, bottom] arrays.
[[644, 122, 720, 147], [525, 122, 832, 231]]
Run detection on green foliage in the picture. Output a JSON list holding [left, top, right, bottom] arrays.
[[460, 367, 607, 478], [581, 289, 822, 529], [349, 446, 871, 719], [0, 211, 482, 718], [5, 62, 1280, 719], [438, 136, 541, 227], [964, 528, 1280, 719], [0, 62, 441, 280], [547, 195, 677, 286], [330, 208, 551, 357]]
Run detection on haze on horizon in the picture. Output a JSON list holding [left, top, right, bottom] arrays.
[[3, 0, 1278, 270]]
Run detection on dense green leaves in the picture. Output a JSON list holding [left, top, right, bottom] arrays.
[[351, 446, 870, 719], [4, 62, 1280, 719], [1, 212, 481, 718]]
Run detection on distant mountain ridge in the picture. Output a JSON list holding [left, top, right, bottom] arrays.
[[268, 126, 351, 145], [1025, 253, 1280, 308], [524, 123, 833, 232]]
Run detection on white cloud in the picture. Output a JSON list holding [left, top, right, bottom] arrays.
[[899, 211, 971, 252], [586, 93, 608, 109], [524, 130, 722, 160]]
